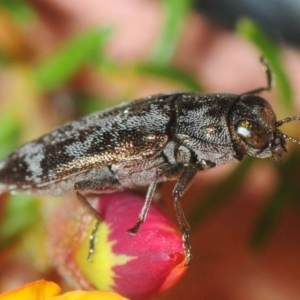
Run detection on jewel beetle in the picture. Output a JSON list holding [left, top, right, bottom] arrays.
[[0, 60, 299, 262]]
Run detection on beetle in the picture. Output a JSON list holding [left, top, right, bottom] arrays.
[[0, 60, 299, 262]]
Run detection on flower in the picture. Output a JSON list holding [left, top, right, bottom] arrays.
[[0, 280, 128, 300], [0, 280, 60, 300], [48, 192, 187, 300]]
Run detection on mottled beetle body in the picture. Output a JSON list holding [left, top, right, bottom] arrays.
[[0, 93, 286, 194], [0, 61, 299, 262]]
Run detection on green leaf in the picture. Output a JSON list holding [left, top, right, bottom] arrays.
[[136, 63, 202, 91], [149, 0, 192, 65], [237, 18, 293, 112], [0, 111, 21, 159], [0, 0, 35, 24], [0, 194, 39, 246], [33, 28, 111, 92], [250, 189, 286, 251], [188, 157, 254, 227], [74, 93, 112, 115], [250, 150, 300, 250]]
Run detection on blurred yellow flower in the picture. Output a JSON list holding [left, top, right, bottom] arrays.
[[47, 290, 129, 300], [0, 280, 128, 300], [0, 280, 60, 300]]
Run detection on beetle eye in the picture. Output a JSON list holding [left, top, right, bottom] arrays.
[[236, 120, 269, 149]]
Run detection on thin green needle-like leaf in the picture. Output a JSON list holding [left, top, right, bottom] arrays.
[[0, 0, 35, 23], [250, 150, 300, 250], [237, 18, 293, 112], [34, 28, 111, 92], [0, 111, 21, 159], [150, 0, 192, 66], [250, 189, 287, 251], [136, 63, 202, 91], [188, 157, 254, 227], [0, 194, 39, 247]]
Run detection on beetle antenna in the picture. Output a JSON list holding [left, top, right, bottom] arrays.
[[272, 156, 283, 163], [241, 56, 273, 95], [275, 116, 300, 127], [259, 56, 273, 91], [282, 133, 300, 145], [276, 116, 300, 145]]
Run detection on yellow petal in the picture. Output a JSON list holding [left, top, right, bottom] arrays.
[[75, 221, 135, 291], [46, 290, 128, 300], [0, 280, 61, 300]]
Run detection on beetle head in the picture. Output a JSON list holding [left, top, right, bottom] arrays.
[[229, 94, 300, 160]]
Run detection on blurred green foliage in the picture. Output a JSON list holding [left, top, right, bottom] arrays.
[[0, 0, 35, 23], [0, 112, 21, 159], [0, 194, 39, 248], [136, 64, 201, 91], [238, 18, 293, 112], [34, 28, 112, 92], [150, 0, 193, 66], [251, 149, 300, 250]]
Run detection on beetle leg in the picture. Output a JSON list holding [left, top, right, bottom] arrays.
[[127, 163, 184, 235], [87, 220, 99, 263], [174, 159, 216, 264], [241, 57, 273, 95], [74, 177, 122, 221], [74, 177, 122, 262], [75, 190, 101, 262], [75, 190, 103, 221], [173, 165, 197, 264]]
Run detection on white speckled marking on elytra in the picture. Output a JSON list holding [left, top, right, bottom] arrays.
[[64, 132, 99, 157], [20, 143, 45, 183], [0, 160, 6, 171]]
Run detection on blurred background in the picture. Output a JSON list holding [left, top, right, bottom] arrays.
[[0, 0, 300, 299]]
